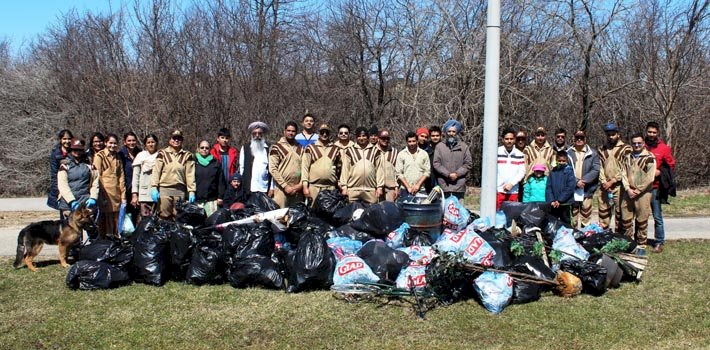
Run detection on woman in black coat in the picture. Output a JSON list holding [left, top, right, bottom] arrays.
[[48, 129, 74, 211], [194, 140, 224, 216]]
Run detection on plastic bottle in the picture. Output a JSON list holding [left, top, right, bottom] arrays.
[[495, 210, 506, 229]]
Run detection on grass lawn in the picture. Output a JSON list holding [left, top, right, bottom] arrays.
[[463, 187, 710, 217], [1, 241, 708, 350]]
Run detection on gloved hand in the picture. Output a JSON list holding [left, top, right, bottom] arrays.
[[150, 188, 160, 202], [85, 198, 96, 208], [70, 200, 80, 212], [188, 193, 195, 203]]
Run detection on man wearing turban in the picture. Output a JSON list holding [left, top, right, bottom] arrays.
[[239, 121, 273, 197], [433, 119, 472, 199]]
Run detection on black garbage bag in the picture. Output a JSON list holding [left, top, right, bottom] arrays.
[[327, 224, 374, 243], [403, 229, 433, 247], [331, 202, 368, 226], [351, 202, 404, 237], [245, 192, 279, 213], [287, 216, 333, 246], [287, 203, 310, 226], [560, 259, 608, 295], [176, 201, 207, 227], [590, 253, 623, 289], [222, 222, 274, 259], [205, 208, 237, 227], [519, 203, 550, 227], [500, 201, 527, 226], [541, 215, 572, 244], [579, 232, 636, 254], [466, 208, 480, 225], [507, 255, 555, 304], [186, 230, 224, 285], [132, 219, 172, 286], [227, 254, 285, 289], [425, 256, 476, 304], [356, 240, 410, 283], [286, 231, 335, 292], [78, 238, 133, 268], [312, 189, 349, 222], [66, 260, 131, 290], [478, 230, 512, 268], [168, 223, 193, 278]]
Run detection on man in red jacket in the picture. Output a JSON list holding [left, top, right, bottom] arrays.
[[211, 127, 239, 206], [645, 121, 675, 253]]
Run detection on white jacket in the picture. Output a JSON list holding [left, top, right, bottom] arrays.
[[496, 146, 526, 193]]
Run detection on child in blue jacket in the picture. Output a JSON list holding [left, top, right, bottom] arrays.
[[546, 151, 577, 225]]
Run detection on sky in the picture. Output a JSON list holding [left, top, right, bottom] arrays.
[[0, 1, 130, 55]]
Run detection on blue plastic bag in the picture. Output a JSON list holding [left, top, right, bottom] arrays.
[[395, 264, 427, 290], [460, 227, 496, 266], [326, 237, 363, 260], [474, 271, 513, 314], [433, 228, 468, 253], [398, 245, 435, 266], [442, 196, 470, 232], [332, 254, 380, 286], [552, 226, 590, 261], [386, 223, 409, 249]]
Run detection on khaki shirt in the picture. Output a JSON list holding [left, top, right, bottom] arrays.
[[598, 141, 632, 184], [301, 139, 340, 186], [93, 148, 126, 212], [523, 141, 555, 177], [339, 143, 384, 191], [268, 137, 303, 189], [378, 146, 399, 188], [621, 149, 656, 193], [151, 146, 196, 193]]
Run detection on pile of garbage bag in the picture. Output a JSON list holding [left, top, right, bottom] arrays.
[[62, 196, 647, 317]]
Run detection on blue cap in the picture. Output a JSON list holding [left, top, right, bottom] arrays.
[[603, 123, 619, 132]]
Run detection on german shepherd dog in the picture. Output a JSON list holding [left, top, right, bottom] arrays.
[[13, 206, 95, 272]]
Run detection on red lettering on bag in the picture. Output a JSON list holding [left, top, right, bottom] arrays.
[[450, 230, 466, 243], [465, 236, 484, 255], [387, 231, 397, 240], [506, 275, 514, 287], [481, 251, 494, 267], [337, 261, 364, 276], [407, 274, 426, 287], [447, 202, 460, 218]]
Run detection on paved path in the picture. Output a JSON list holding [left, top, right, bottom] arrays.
[[0, 198, 707, 257]]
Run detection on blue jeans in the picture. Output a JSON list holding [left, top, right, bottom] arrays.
[[651, 188, 664, 245]]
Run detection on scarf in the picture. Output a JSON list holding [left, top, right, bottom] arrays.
[[645, 136, 658, 148], [195, 153, 213, 167]]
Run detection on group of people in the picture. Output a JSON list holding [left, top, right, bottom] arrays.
[[47, 115, 674, 255], [495, 121, 675, 255]]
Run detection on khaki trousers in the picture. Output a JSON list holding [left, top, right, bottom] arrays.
[[273, 186, 304, 208], [572, 197, 593, 228], [348, 188, 378, 204], [620, 190, 652, 246], [598, 184, 623, 233]]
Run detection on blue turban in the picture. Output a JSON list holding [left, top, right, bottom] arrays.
[[443, 119, 462, 133]]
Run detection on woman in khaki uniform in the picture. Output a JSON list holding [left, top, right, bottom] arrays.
[[93, 133, 126, 237]]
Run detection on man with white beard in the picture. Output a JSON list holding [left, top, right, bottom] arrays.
[[239, 121, 273, 198]]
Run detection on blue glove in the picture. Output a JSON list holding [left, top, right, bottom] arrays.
[[188, 193, 195, 203], [151, 188, 160, 202], [85, 198, 96, 208], [70, 200, 80, 212]]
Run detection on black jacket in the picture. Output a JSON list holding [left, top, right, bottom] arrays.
[[222, 185, 247, 209], [195, 158, 224, 201], [658, 162, 676, 204]]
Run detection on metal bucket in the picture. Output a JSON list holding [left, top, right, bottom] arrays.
[[401, 201, 443, 241]]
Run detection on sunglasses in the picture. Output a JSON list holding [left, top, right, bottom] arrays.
[[632, 142, 644, 146], [199, 146, 210, 150], [171, 136, 183, 141], [574, 136, 585, 140], [338, 132, 349, 135], [555, 135, 565, 139], [379, 137, 390, 140], [319, 130, 330, 134], [516, 137, 526, 141]]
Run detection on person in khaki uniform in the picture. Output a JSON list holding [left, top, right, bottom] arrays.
[[269, 121, 304, 208], [376, 129, 399, 202], [620, 134, 656, 255], [302, 124, 340, 205], [340, 127, 384, 204], [93, 134, 126, 237], [150, 129, 196, 220], [523, 127, 556, 178], [396, 131, 430, 196], [598, 123, 632, 233], [567, 130, 600, 228]]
